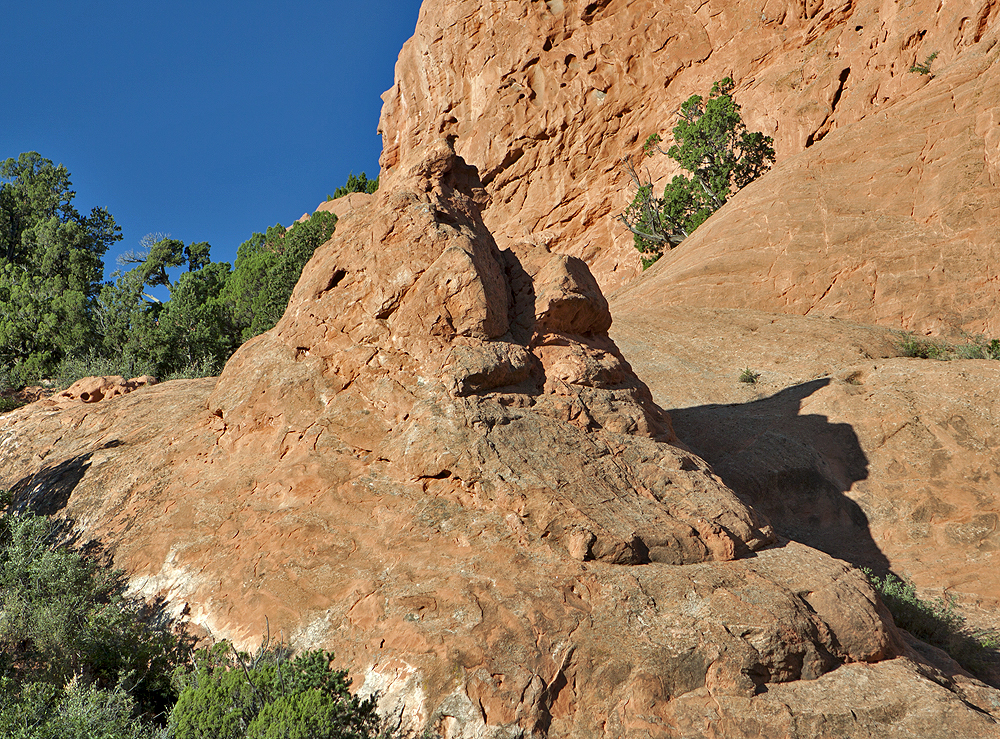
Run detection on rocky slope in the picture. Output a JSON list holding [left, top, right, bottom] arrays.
[[609, 302, 1000, 651], [640, 29, 1000, 336], [1, 0, 1000, 736]]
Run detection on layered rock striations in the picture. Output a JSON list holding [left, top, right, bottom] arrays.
[[380, 0, 998, 298], [4, 144, 999, 735]]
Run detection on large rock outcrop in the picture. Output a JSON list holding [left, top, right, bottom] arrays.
[[3, 145, 998, 736], [379, 0, 999, 298], [639, 28, 1000, 336], [609, 299, 1000, 673]]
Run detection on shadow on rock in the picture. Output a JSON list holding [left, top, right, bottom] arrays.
[[7, 440, 122, 517], [669, 379, 891, 574]]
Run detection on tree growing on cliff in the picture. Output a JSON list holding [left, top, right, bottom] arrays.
[[329, 171, 378, 200], [620, 78, 775, 268]]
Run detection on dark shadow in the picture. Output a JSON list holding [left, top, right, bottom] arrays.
[[9, 452, 93, 516], [668, 379, 892, 574], [7, 440, 123, 517]]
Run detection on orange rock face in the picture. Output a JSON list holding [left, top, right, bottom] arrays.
[[4, 144, 997, 735], [642, 33, 1000, 336], [2, 0, 1000, 735], [379, 0, 998, 300], [610, 301, 1000, 648]]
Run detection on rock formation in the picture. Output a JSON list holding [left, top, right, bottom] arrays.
[[379, 0, 999, 299], [1, 0, 1000, 735], [4, 140, 999, 735], [639, 31, 1000, 336], [609, 300, 1000, 676]]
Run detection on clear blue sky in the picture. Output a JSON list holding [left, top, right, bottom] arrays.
[[1, 1, 423, 278]]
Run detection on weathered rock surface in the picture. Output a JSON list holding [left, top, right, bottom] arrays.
[[3, 145, 997, 735], [640, 25, 1000, 336], [379, 0, 999, 297], [54, 375, 157, 404], [610, 299, 1000, 676]]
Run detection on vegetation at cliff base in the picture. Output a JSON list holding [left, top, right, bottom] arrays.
[[895, 332, 1000, 361], [620, 78, 775, 268], [0, 500, 383, 738]]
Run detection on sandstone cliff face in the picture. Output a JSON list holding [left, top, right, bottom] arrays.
[[4, 144, 998, 736], [379, 0, 998, 298], [642, 30, 1000, 336]]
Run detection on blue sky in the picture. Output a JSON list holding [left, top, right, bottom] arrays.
[[1, 1, 423, 278]]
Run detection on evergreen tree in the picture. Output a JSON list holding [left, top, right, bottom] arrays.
[[0, 153, 121, 382], [620, 79, 775, 267]]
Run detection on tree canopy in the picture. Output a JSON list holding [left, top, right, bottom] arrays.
[[0, 156, 357, 390], [0, 153, 122, 383]]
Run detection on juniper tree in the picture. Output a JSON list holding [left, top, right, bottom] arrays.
[[621, 78, 775, 268]]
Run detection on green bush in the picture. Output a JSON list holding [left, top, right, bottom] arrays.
[[170, 643, 379, 739], [56, 349, 158, 388], [331, 172, 378, 200], [896, 333, 1000, 361], [620, 78, 775, 267], [865, 568, 1000, 682], [909, 51, 939, 75], [0, 504, 384, 738], [0, 511, 189, 716]]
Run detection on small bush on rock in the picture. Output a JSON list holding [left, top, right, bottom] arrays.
[[620, 78, 775, 267], [170, 642, 380, 739], [865, 568, 1000, 684]]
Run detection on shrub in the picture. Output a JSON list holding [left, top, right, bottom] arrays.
[[909, 51, 939, 75], [738, 367, 761, 384], [169, 642, 379, 739], [620, 78, 775, 267], [896, 332, 1000, 361], [865, 568, 1000, 683], [56, 349, 158, 389], [0, 510, 189, 718]]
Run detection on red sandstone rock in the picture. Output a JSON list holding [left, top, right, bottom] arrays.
[[609, 301, 1000, 681], [53, 375, 157, 404], [0, 0, 999, 733], [639, 28, 1000, 336], [379, 0, 999, 296], [4, 144, 993, 736]]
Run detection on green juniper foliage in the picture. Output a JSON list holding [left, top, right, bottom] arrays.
[[331, 172, 378, 200], [169, 642, 380, 739], [0, 506, 189, 737], [621, 78, 775, 268], [0, 153, 360, 393], [0, 153, 122, 385], [0, 503, 384, 738], [909, 51, 939, 75]]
